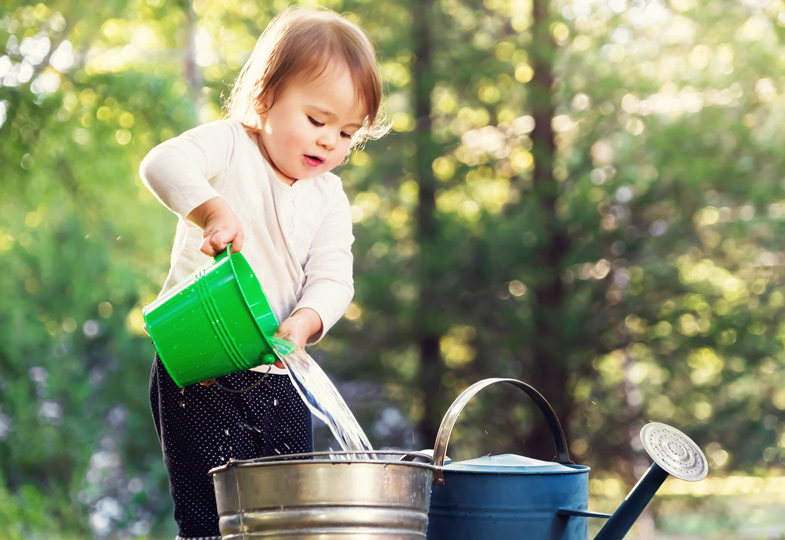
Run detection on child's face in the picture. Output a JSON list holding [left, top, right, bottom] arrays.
[[259, 63, 366, 185]]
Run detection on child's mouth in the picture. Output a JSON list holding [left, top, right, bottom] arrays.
[[304, 155, 325, 167]]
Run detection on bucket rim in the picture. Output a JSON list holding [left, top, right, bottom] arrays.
[[209, 450, 437, 475]]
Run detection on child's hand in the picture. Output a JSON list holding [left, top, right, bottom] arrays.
[[186, 197, 245, 256], [275, 308, 323, 351]]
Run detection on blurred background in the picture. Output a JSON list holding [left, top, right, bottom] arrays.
[[2, 0, 785, 538]]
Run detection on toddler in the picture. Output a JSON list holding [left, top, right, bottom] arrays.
[[139, 7, 386, 539]]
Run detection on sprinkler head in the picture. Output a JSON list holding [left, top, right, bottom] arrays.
[[593, 423, 708, 540], [640, 422, 708, 482]]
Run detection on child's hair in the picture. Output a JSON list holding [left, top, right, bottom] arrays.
[[226, 6, 387, 149]]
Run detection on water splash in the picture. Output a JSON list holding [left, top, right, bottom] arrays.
[[273, 342, 374, 459]]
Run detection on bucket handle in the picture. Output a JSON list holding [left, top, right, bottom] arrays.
[[214, 242, 233, 262], [432, 378, 571, 486]]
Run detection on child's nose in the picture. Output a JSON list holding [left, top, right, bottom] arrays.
[[318, 131, 337, 150]]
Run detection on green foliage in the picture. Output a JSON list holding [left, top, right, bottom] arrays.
[[2, 0, 785, 537]]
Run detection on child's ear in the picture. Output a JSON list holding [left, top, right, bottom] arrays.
[[253, 99, 270, 117], [252, 88, 272, 117]]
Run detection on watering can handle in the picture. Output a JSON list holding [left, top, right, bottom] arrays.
[[432, 378, 571, 486]]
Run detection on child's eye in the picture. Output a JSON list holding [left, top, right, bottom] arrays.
[[340, 132, 352, 139], [308, 116, 324, 127]]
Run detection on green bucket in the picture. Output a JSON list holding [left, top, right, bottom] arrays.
[[143, 245, 287, 388]]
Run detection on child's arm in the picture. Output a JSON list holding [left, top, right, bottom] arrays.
[[290, 185, 354, 346], [186, 196, 245, 256], [140, 121, 238, 249]]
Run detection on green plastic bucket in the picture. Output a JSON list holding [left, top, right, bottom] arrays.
[[143, 245, 283, 388]]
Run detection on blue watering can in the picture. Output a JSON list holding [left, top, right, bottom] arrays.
[[426, 378, 709, 540]]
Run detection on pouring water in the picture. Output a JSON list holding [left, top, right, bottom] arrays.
[[271, 338, 375, 459]]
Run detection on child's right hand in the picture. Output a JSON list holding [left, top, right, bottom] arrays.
[[186, 197, 245, 256]]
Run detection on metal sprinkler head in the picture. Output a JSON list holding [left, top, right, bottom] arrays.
[[640, 422, 708, 482], [594, 422, 709, 540]]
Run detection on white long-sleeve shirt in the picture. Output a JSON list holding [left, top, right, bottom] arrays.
[[140, 119, 354, 373]]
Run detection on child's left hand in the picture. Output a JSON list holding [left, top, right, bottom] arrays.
[[273, 308, 323, 367]]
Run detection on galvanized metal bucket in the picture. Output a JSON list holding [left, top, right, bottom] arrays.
[[209, 451, 436, 539]]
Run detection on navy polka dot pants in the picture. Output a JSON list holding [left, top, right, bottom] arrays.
[[150, 355, 313, 539]]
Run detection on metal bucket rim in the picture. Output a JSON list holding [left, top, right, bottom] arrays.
[[209, 450, 437, 476]]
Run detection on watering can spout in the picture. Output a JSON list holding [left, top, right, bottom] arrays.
[[592, 423, 709, 540]]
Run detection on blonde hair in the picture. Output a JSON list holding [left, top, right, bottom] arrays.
[[226, 7, 387, 148]]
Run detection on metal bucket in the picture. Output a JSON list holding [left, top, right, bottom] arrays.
[[209, 451, 436, 539]]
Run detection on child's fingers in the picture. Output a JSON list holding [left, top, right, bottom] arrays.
[[274, 327, 305, 351], [199, 235, 217, 256], [199, 234, 222, 256], [208, 231, 232, 253], [199, 234, 229, 256], [230, 228, 244, 253], [200, 228, 240, 256], [196, 203, 244, 256]]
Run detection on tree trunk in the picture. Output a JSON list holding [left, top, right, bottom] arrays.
[[411, 0, 443, 448], [525, 0, 574, 461]]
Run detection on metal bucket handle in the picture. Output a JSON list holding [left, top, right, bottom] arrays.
[[432, 377, 571, 486]]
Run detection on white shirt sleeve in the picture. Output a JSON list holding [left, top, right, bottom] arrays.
[[139, 121, 236, 224], [293, 185, 355, 343]]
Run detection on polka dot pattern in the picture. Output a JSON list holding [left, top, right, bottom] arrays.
[[150, 355, 313, 538]]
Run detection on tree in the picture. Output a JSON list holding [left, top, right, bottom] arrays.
[[3, 1, 785, 537]]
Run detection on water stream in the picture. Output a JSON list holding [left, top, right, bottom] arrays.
[[273, 343, 375, 459]]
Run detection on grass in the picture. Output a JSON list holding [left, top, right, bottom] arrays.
[[4, 474, 784, 539], [588, 474, 785, 540]]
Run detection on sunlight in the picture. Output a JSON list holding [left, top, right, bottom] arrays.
[[50, 40, 73, 72]]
